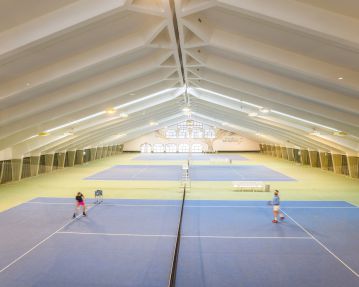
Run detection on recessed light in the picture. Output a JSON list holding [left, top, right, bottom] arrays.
[[310, 130, 321, 136], [26, 82, 31, 86], [182, 107, 191, 113], [106, 108, 116, 114], [149, 121, 158, 126], [333, 131, 347, 136], [119, 113, 128, 118], [338, 77, 343, 80], [248, 112, 258, 117]]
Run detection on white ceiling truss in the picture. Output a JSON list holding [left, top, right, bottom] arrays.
[[0, 0, 358, 159]]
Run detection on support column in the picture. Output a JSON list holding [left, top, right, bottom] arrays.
[[30, 156, 40, 176], [347, 156, 359, 178], [11, 159, 22, 181], [319, 152, 328, 170], [309, 151, 319, 167], [332, 154, 343, 174], [275, 146, 282, 158]]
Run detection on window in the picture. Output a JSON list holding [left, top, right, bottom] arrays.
[[178, 129, 188, 139], [153, 144, 165, 153], [193, 121, 202, 128], [204, 129, 215, 139], [140, 144, 152, 153], [192, 129, 203, 139], [166, 130, 177, 138], [177, 122, 187, 128], [178, 144, 189, 153], [165, 144, 177, 153], [191, 144, 203, 153]]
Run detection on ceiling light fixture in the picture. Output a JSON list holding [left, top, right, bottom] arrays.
[[310, 130, 321, 136], [119, 113, 128, 118], [46, 88, 180, 133], [333, 131, 347, 136], [271, 110, 339, 132], [106, 108, 116, 114], [248, 112, 258, 117], [338, 77, 343, 80], [149, 121, 158, 126], [260, 108, 270, 113]]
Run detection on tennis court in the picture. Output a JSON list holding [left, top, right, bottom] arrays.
[[132, 153, 247, 161], [85, 165, 295, 181], [1, 197, 358, 287]]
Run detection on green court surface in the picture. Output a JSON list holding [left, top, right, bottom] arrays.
[[0, 152, 358, 212]]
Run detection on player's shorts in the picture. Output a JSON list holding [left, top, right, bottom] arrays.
[[77, 201, 85, 206], [273, 205, 280, 211]]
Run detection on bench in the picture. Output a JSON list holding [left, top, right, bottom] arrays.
[[232, 181, 268, 192]]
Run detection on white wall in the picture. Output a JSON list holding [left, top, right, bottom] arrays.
[[123, 129, 259, 152]]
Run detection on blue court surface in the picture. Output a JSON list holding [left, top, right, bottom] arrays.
[[1, 198, 359, 287], [85, 165, 295, 181], [133, 153, 247, 161]]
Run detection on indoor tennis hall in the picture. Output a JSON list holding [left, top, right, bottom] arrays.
[[0, 1, 358, 287]]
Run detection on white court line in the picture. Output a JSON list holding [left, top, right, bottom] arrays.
[[182, 235, 312, 239], [26, 202, 179, 207], [58, 231, 176, 237], [57, 231, 311, 240], [281, 210, 359, 278], [24, 202, 358, 209], [0, 206, 95, 274], [185, 205, 358, 209]]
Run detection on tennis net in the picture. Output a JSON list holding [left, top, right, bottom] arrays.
[[168, 185, 187, 287]]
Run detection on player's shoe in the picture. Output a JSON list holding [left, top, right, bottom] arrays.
[[83, 212, 87, 216], [272, 219, 278, 223], [280, 216, 285, 220], [72, 213, 76, 219]]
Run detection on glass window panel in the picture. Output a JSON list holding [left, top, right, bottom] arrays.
[[165, 144, 177, 152], [178, 144, 189, 153], [153, 144, 165, 153]]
